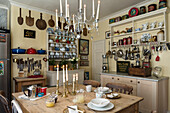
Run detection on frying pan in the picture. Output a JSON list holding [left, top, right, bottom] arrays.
[[17, 8, 23, 25], [48, 15, 55, 27], [36, 13, 47, 30], [26, 10, 34, 26]]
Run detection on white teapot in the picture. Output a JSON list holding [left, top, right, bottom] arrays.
[[142, 22, 149, 30], [150, 21, 157, 29], [158, 22, 164, 28]]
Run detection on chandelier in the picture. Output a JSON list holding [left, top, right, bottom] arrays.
[[55, 0, 101, 39]]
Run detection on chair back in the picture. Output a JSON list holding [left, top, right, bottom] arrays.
[[12, 100, 23, 113], [0, 94, 11, 113], [106, 83, 133, 95], [83, 80, 101, 87]]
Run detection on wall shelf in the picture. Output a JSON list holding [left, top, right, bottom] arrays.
[[12, 54, 47, 57]]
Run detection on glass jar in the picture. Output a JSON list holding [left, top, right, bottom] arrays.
[[46, 97, 55, 107]]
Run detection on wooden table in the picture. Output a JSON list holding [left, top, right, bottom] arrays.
[[12, 85, 143, 113], [13, 77, 46, 92]]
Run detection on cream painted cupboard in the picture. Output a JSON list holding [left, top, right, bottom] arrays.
[[101, 74, 168, 113]]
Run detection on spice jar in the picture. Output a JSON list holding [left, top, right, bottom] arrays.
[[127, 37, 132, 45], [157, 29, 164, 42], [123, 38, 127, 45]]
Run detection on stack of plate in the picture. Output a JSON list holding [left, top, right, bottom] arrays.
[[87, 98, 114, 111], [94, 87, 112, 94]]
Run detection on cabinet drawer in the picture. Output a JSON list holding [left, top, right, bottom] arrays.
[[121, 77, 137, 84]]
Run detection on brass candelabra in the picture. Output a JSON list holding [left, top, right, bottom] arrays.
[[71, 80, 76, 95], [56, 80, 61, 95], [62, 82, 68, 98], [66, 81, 70, 94]]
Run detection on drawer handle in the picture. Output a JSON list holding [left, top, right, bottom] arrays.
[[117, 78, 119, 80], [138, 81, 140, 84], [112, 77, 114, 79], [130, 80, 133, 82]]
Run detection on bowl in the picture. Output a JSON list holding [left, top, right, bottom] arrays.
[[97, 87, 109, 92], [90, 98, 110, 108]]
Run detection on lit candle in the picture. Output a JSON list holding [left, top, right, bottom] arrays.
[[63, 65, 65, 83], [66, 65, 68, 81], [92, 0, 95, 17], [96, 0, 100, 20], [76, 73, 78, 81], [84, 4, 86, 22], [65, 0, 68, 17], [56, 9, 58, 27], [73, 15, 76, 31], [67, 4, 69, 18], [57, 64, 59, 80], [60, 0, 63, 14], [79, 0, 82, 11], [73, 74, 75, 82]]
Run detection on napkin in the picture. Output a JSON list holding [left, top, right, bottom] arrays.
[[68, 106, 78, 113]]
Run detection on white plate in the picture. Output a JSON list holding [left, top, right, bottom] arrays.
[[94, 89, 112, 94], [87, 102, 114, 111], [91, 98, 110, 108]]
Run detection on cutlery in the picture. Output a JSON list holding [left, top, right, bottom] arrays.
[[67, 106, 84, 113]]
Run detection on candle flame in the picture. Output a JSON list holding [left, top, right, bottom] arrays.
[[57, 64, 59, 68], [84, 4, 86, 8], [56, 9, 58, 12], [98, 0, 100, 4]]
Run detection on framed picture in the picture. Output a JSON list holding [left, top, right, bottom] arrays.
[[84, 72, 89, 80], [24, 29, 36, 39], [80, 61, 89, 66], [80, 55, 88, 60], [105, 31, 111, 39], [79, 39, 89, 55]]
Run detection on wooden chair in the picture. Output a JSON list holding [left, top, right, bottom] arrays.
[[83, 80, 101, 87], [106, 83, 133, 95], [0, 94, 11, 113]]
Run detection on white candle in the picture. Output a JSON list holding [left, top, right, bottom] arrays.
[[65, 0, 68, 17], [63, 65, 65, 82], [92, 0, 95, 17], [76, 73, 78, 81], [66, 65, 68, 81], [73, 74, 75, 82], [79, 0, 82, 11], [73, 15, 76, 31], [96, 0, 100, 20], [57, 64, 59, 80], [67, 4, 69, 18], [84, 4, 86, 22], [60, 0, 63, 14], [56, 9, 58, 27]]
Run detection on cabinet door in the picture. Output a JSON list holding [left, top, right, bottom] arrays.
[[101, 75, 114, 87], [137, 80, 157, 113]]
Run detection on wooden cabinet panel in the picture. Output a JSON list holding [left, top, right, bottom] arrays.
[[101, 74, 168, 113], [101, 75, 114, 87]]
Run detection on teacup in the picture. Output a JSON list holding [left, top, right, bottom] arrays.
[[96, 92, 103, 98], [50, 52, 54, 55], [158, 22, 164, 28], [50, 43, 55, 47], [49, 39, 53, 43], [86, 85, 92, 92]]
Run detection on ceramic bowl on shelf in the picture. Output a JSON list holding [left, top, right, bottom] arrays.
[[72, 49, 76, 52], [73, 52, 77, 56], [71, 42, 74, 44], [73, 45, 76, 48], [65, 44, 69, 48], [49, 39, 53, 43], [55, 43, 59, 47], [50, 52, 54, 55], [60, 43, 63, 47], [69, 45, 72, 48], [55, 52, 59, 56], [50, 43, 55, 47], [60, 47, 65, 52], [65, 52, 69, 56], [69, 52, 72, 56]]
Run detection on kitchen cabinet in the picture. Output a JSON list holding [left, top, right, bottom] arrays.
[[101, 73, 168, 113]]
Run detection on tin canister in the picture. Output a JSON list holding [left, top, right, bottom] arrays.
[[127, 37, 132, 45], [148, 4, 157, 12], [123, 38, 127, 45], [159, 1, 167, 9], [119, 39, 123, 45], [140, 6, 146, 14]]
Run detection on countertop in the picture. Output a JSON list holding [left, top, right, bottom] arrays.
[[101, 71, 169, 82]]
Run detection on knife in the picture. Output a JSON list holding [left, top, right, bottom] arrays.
[[67, 106, 84, 113]]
